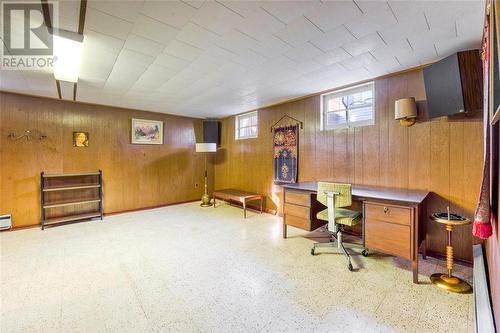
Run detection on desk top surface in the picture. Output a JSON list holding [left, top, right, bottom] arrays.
[[281, 181, 429, 204]]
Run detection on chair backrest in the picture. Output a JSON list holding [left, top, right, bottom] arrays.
[[316, 182, 352, 208]]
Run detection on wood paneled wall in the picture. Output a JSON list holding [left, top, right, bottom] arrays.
[[0, 92, 213, 228], [215, 69, 483, 261]]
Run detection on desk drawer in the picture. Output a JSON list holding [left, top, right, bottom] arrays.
[[365, 218, 411, 259], [284, 203, 310, 219], [285, 190, 310, 207], [285, 215, 310, 230], [365, 202, 411, 226]]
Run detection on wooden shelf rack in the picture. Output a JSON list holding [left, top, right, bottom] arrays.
[[40, 171, 103, 230]]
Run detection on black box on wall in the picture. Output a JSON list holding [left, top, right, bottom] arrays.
[[203, 120, 220, 146]]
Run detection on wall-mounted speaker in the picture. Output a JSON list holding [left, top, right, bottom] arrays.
[[203, 120, 220, 146]]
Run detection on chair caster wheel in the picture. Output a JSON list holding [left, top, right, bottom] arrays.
[[362, 250, 369, 257], [310, 248, 315, 256], [348, 263, 353, 271]]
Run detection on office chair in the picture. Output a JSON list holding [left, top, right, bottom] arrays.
[[310, 182, 367, 271]]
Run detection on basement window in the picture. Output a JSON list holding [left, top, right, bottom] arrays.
[[235, 111, 258, 140], [321, 82, 375, 130]]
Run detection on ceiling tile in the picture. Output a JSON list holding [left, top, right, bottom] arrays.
[[124, 34, 165, 57], [140, 0, 196, 29], [250, 35, 292, 58], [57, 0, 80, 32], [342, 33, 385, 57], [273, 16, 323, 47], [215, 29, 260, 54], [305, 1, 362, 32], [175, 22, 220, 49], [116, 48, 155, 68], [153, 53, 191, 71], [88, 0, 144, 23], [310, 25, 355, 52], [260, 1, 321, 24], [370, 39, 413, 63], [340, 52, 378, 70], [131, 64, 180, 91], [163, 39, 203, 62], [83, 29, 125, 53], [132, 14, 179, 45], [314, 48, 352, 66], [284, 42, 324, 63], [190, 2, 244, 36], [182, 0, 205, 9], [344, 3, 398, 39], [216, 1, 263, 18], [235, 7, 285, 41], [85, 7, 133, 40]]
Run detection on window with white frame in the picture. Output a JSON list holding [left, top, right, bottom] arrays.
[[321, 82, 375, 130], [235, 111, 258, 139]]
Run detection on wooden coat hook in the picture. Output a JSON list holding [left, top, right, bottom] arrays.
[[7, 130, 47, 141]]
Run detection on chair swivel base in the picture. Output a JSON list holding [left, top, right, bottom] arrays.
[[430, 273, 472, 294], [311, 238, 366, 272]]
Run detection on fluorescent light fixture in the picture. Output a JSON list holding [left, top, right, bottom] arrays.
[[52, 30, 83, 83]]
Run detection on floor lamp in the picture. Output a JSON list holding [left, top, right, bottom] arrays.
[[195, 143, 217, 207]]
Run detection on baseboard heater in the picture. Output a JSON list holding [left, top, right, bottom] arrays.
[[473, 244, 496, 333]]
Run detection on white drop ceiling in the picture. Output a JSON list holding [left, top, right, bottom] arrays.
[[0, 0, 485, 118]]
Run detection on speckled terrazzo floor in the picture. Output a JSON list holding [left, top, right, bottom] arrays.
[[1, 202, 473, 333]]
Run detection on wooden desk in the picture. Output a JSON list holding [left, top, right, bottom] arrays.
[[281, 182, 429, 283]]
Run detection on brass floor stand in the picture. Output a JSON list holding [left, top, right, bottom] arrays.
[[430, 210, 472, 294]]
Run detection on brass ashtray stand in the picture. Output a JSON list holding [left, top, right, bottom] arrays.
[[430, 208, 472, 293]]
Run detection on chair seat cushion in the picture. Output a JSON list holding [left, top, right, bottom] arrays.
[[316, 208, 361, 226]]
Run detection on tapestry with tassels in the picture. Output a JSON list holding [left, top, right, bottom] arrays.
[[273, 124, 298, 184]]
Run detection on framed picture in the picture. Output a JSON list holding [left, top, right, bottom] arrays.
[[131, 118, 163, 145], [73, 132, 89, 147]]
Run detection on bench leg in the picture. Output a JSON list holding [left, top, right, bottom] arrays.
[[260, 198, 263, 214], [243, 201, 247, 218]]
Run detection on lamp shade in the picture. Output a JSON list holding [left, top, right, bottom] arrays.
[[195, 143, 217, 153], [395, 98, 417, 119]]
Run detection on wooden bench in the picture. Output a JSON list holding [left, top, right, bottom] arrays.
[[213, 189, 263, 218]]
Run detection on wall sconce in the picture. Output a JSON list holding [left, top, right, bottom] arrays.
[[395, 97, 418, 127]]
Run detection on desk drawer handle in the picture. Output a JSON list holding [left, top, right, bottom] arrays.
[[383, 207, 389, 214]]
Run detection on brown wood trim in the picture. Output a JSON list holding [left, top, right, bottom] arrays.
[[1, 199, 201, 231], [55, 80, 61, 99], [73, 82, 77, 101], [40, 0, 52, 30], [104, 199, 200, 216], [0, 90, 204, 120], [78, 0, 87, 34]]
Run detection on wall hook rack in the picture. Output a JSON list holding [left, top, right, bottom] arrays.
[[270, 114, 304, 133], [7, 130, 47, 141]]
